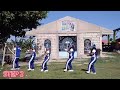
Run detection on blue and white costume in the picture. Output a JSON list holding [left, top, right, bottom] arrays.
[[64, 47, 75, 72], [86, 44, 97, 74], [12, 45, 21, 70], [41, 49, 50, 72], [28, 49, 36, 71]]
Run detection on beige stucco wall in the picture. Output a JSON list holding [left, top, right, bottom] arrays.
[[36, 34, 59, 60], [36, 32, 101, 60], [77, 32, 101, 58]]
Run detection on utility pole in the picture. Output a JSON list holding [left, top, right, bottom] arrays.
[[113, 28, 120, 42], [2, 43, 7, 67], [113, 31, 116, 42]]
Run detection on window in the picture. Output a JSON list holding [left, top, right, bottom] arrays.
[[61, 20, 75, 31], [44, 39, 51, 49], [84, 39, 91, 54], [59, 36, 77, 51]]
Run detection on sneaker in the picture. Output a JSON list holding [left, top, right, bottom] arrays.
[[64, 69, 67, 72], [16, 68, 20, 70], [28, 69, 32, 71], [86, 71, 90, 74], [11, 68, 16, 70], [31, 69, 34, 71], [41, 69, 44, 72], [91, 72, 96, 74], [68, 70, 74, 72], [15, 66, 20, 68], [44, 70, 48, 72]]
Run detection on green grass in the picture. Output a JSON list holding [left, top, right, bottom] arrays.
[[0, 52, 120, 79]]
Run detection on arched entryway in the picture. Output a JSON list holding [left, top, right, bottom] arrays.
[[84, 39, 91, 54], [59, 36, 77, 58], [44, 39, 51, 50]]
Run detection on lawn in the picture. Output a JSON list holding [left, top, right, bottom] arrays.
[[0, 52, 120, 79]]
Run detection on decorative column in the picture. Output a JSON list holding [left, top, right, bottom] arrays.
[[108, 35, 110, 45], [113, 31, 116, 42], [100, 33, 102, 57]]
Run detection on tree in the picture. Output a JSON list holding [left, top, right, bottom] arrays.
[[11, 36, 35, 51], [0, 11, 48, 43], [110, 38, 113, 42]]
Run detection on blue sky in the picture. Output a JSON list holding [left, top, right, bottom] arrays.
[[8, 11, 120, 41]]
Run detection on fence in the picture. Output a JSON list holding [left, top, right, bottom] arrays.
[[0, 43, 14, 65]]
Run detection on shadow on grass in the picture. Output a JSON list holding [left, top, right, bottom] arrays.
[[81, 69, 87, 71]]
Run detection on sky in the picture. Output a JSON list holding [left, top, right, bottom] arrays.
[[8, 11, 120, 41]]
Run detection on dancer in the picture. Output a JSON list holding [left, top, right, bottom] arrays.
[[28, 49, 36, 71], [64, 44, 75, 72], [41, 48, 51, 72], [86, 44, 98, 74], [11, 44, 21, 70]]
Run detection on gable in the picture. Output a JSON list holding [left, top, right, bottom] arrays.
[[26, 16, 113, 35]]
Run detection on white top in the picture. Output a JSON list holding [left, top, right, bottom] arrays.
[[14, 48, 16, 51], [92, 49, 96, 57], [92, 49, 96, 53], [70, 48, 73, 52], [46, 50, 50, 54], [33, 50, 35, 52]]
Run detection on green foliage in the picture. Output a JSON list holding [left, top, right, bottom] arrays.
[[110, 38, 112, 41], [0, 11, 48, 43], [11, 36, 35, 52]]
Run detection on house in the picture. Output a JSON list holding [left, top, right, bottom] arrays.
[[26, 16, 113, 60]]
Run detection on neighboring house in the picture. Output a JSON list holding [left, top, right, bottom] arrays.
[[102, 40, 108, 45], [26, 16, 113, 60]]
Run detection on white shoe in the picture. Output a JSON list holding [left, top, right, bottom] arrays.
[[86, 71, 90, 74], [16, 68, 20, 70], [64, 69, 67, 72], [68, 70, 74, 72], [31, 69, 34, 71], [28, 69, 32, 71], [44, 70, 48, 72], [41, 69, 44, 72], [91, 72, 96, 74], [11, 68, 16, 70]]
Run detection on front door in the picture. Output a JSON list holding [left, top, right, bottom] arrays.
[[59, 36, 77, 58]]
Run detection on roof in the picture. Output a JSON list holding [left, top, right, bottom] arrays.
[[116, 38, 120, 42], [102, 40, 108, 44], [26, 16, 113, 36]]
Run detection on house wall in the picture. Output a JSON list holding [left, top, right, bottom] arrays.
[[26, 16, 112, 60], [77, 32, 101, 58], [37, 34, 58, 60], [36, 32, 101, 60]]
